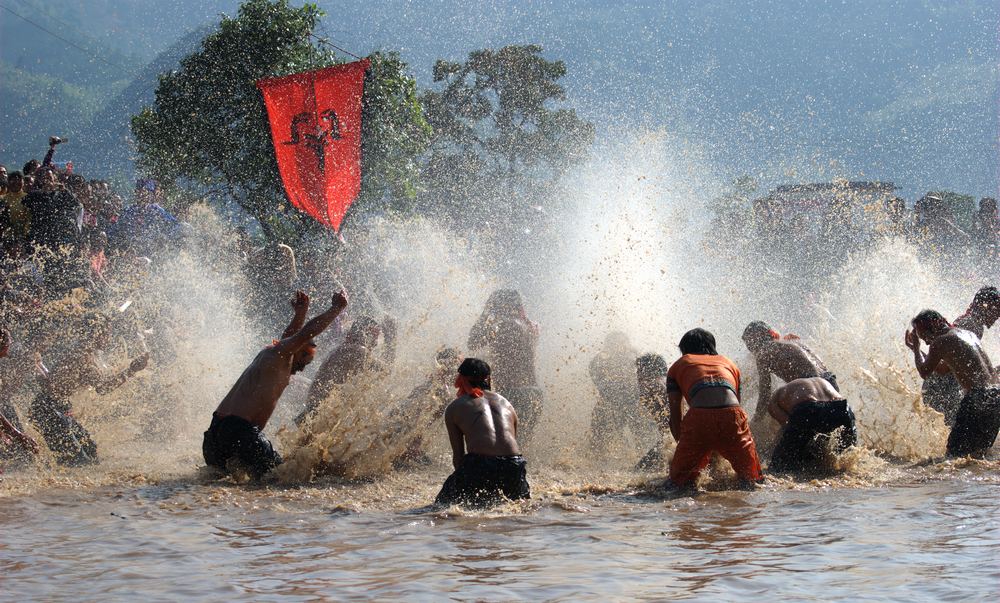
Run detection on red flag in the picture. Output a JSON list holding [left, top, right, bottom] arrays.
[[257, 59, 369, 231]]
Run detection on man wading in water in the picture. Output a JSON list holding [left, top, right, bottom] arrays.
[[905, 309, 1000, 457], [203, 289, 347, 478], [767, 377, 858, 473], [31, 318, 149, 466], [468, 290, 543, 445], [742, 321, 840, 422], [298, 313, 396, 424], [923, 286, 1000, 426], [666, 328, 763, 490], [436, 358, 530, 507]]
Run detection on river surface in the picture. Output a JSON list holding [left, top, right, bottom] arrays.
[[2, 458, 998, 601]]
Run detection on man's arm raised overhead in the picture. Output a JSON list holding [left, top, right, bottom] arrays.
[[274, 290, 348, 356], [281, 290, 310, 339]]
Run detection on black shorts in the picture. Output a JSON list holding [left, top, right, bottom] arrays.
[[435, 453, 530, 507], [820, 371, 840, 393], [28, 393, 98, 466], [770, 399, 858, 473], [202, 413, 282, 479], [946, 387, 1000, 457], [922, 374, 963, 427]]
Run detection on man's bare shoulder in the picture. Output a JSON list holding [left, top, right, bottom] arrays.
[[934, 330, 969, 350], [483, 391, 514, 412], [253, 347, 284, 364]]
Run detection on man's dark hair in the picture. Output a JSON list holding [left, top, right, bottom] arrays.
[[347, 315, 380, 344], [22, 159, 39, 175], [636, 353, 668, 378], [458, 357, 491, 388], [486, 289, 524, 316], [912, 309, 949, 332], [679, 328, 718, 356], [742, 320, 773, 341], [436, 346, 460, 364], [973, 286, 1000, 310]]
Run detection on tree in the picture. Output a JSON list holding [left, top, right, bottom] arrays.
[[420, 45, 594, 226], [131, 0, 429, 240]]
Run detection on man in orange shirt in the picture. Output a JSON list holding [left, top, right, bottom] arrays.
[[666, 328, 763, 489]]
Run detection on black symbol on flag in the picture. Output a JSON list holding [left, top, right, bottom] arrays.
[[284, 109, 342, 172]]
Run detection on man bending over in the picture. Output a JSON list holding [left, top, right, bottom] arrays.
[[204, 289, 347, 478], [905, 309, 1000, 457], [742, 321, 839, 422], [768, 377, 858, 473], [435, 358, 530, 507]]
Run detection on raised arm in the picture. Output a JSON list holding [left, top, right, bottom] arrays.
[[95, 354, 149, 395], [280, 291, 310, 339], [906, 330, 945, 379], [274, 290, 348, 355], [42, 137, 58, 167]]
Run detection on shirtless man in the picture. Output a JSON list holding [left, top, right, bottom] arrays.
[[387, 346, 461, 468], [204, 289, 347, 478], [299, 314, 396, 422], [634, 352, 671, 471], [768, 377, 858, 473], [29, 317, 148, 466], [953, 286, 1000, 338], [435, 358, 530, 507], [1, 327, 39, 462], [922, 286, 1000, 425], [588, 332, 657, 455], [905, 309, 1000, 457], [742, 321, 839, 422], [468, 289, 543, 444]]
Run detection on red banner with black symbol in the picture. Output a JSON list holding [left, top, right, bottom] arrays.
[[257, 59, 369, 232]]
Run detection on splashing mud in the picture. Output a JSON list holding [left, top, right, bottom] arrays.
[[2, 134, 996, 505]]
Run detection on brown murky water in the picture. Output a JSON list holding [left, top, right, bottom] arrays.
[[2, 457, 998, 601]]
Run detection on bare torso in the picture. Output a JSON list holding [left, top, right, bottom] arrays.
[[306, 342, 370, 406], [928, 329, 997, 391], [446, 391, 521, 458], [760, 341, 829, 383], [41, 348, 102, 398], [214, 347, 293, 428], [769, 377, 842, 425], [473, 318, 538, 390], [688, 386, 741, 408]]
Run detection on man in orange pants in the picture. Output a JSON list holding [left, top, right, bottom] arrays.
[[666, 328, 763, 489]]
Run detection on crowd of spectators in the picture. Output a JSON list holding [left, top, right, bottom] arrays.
[[0, 137, 183, 300], [1, 137, 186, 466], [741, 184, 999, 278]]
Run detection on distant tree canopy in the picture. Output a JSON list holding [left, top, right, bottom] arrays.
[[131, 0, 429, 239], [131, 3, 591, 241], [420, 45, 595, 226]]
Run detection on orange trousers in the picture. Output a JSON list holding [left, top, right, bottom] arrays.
[[669, 406, 762, 486]]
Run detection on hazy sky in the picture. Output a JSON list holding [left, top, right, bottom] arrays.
[[3, 0, 998, 199]]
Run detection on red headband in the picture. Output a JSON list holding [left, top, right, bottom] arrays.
[[454, 374, 484, 399]]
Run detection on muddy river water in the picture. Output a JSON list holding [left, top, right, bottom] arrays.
[[2, 458, 997, 601]]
